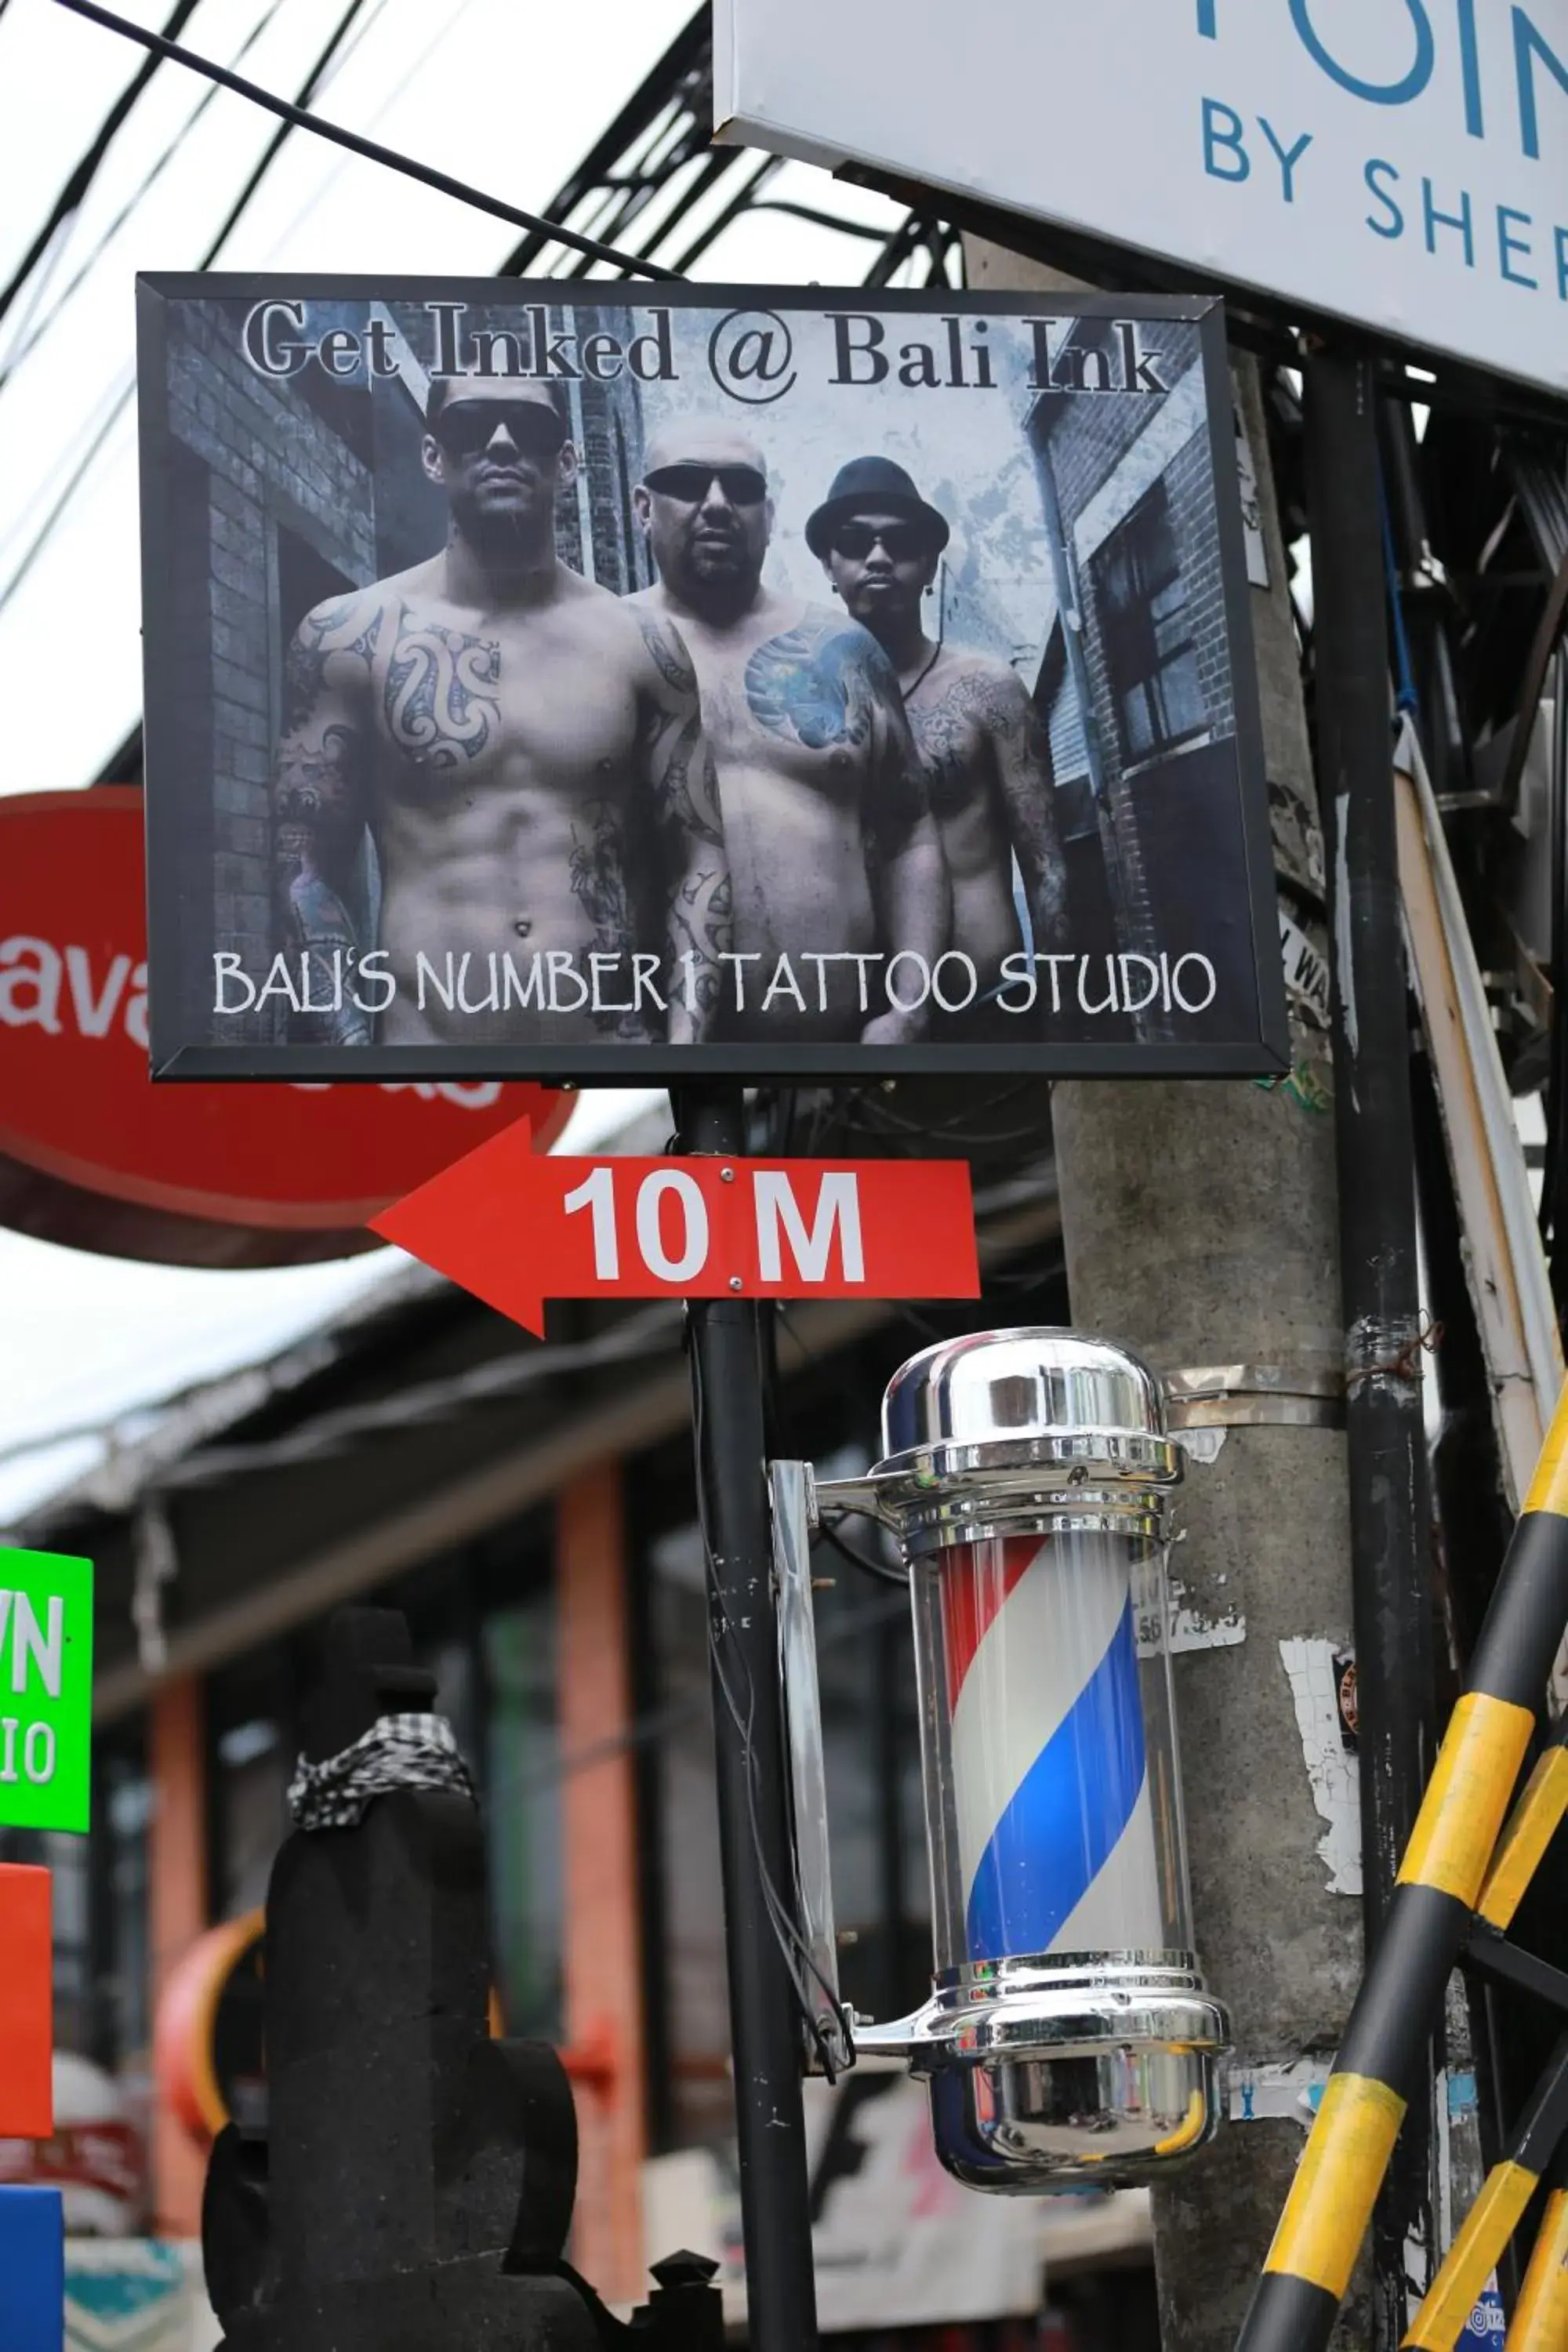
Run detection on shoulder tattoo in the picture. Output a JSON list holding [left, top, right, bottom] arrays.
[[637, 614, 699, 699], [744, 620, 894, 753], [281, 595, 383, 731]]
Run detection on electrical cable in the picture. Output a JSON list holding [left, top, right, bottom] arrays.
[[1543, 646, 1568, 1315], [687, 1195, 848, 2071], [1381, 473, 1421, 717], [0, 0, 312, 394], [0, 0, 205, 330], [688, 1329, 844, 2077], [815, 1516, 909, 1589], [191, 0, 377, 284], [0, 365, 132, 615], [753, 1174, 910, 1596], [0, 0, 451, 617], [48, 0, 681, 280], [222, 0, 487, 286]]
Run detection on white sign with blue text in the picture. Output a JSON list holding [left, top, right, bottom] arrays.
[[714, 0, 1568, 397]]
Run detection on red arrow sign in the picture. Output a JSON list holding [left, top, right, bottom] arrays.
[[369, 1120, 979, 1337]]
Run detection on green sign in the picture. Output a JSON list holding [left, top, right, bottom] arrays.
[[0, 1547, 93, 1833]]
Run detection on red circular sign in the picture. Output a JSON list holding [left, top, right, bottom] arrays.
[[0, 792, 568, 1247]]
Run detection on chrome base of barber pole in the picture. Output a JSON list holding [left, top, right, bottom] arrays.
[[854, 1951, 1228, 2189]]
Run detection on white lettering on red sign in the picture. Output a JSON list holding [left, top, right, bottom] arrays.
[[753, 1170, 864, 1283], [0, 935, 503, 1112], [561, 1165, 868, 1288], [0, 937, 147, 1047]]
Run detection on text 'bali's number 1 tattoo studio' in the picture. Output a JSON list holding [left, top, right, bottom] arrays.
[[136, 280, 1284, 1080]]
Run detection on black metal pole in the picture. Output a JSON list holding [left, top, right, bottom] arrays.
[[671, 1083, 819, 2352], [1304, 347, 1438, 2343]]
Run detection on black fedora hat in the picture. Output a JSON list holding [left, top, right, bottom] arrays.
[[805, 456, 950, 560]]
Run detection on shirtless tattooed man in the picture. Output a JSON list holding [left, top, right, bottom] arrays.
[[629, 422, 948, 1045], [812, 456, 1065, 1037], [273, 376, 729, 1048]]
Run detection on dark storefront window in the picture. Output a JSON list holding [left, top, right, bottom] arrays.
[[93, 1734, 152, 2071], [209, 1650, 292, 1922], [389, 1521, 562, 2042], [482, 1588, 562, 2040], [1093, 477, 1206, 765]]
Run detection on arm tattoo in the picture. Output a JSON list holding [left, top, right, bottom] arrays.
[[639, 620, 731, 1040], [650, 706, 724, 850], [637, 614, 699, 699], [273, 597, 379, 1044], [568, 799, 647, 1040], [281, 597, 380, 728], [986, 675, 1067, 945]]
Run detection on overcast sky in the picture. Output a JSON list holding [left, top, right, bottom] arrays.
[[0, 0, 911, 1522]]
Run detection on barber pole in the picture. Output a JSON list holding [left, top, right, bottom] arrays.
[[794, 1330, 1229, 2190], [943, 1530, 1164, 1966]]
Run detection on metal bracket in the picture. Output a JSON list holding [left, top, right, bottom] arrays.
[[768, 1459, 855, 2078], [1466, 1921, 1568, 2016], [1163, 1362, 1345, 1431]]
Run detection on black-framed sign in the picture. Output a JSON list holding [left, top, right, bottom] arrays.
[[136, 276, 1286, 1081]]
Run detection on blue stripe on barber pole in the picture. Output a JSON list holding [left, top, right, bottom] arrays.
[[965, 1595, 1148, 1963]]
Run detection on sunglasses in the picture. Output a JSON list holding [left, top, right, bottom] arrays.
[[830, 519, 931, 561], [432, 400, 566, 457], [644, 463, 768, 506]]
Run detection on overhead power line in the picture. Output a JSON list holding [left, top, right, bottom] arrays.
[[194, 0, 376, 283], [0, 0, 389, 620], [48, 0, 681, 280], [0, 0, 205, 331], [0, 0, 296, 396], [0, 0, 681, 615]]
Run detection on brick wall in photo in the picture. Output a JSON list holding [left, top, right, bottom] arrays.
[[1027, 321, 1239, 975], [163, 301, 376, 1044]]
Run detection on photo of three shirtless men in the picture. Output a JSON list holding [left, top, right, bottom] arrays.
[[138, 285, 1281, 1077]]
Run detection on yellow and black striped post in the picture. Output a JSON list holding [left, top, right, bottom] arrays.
[[1506, 2166, 1568, 2348], [1398, 2033, 1568, 2347], [1235, 1385, 1568, 2352], [1475, 1711, 1568, 1936]]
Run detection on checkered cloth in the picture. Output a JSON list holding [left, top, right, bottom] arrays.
[[287, 1711, 475, 1831]]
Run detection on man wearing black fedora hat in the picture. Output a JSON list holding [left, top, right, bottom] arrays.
[[630, 419, 947, 1045], [811, 456, 1065, 1032]]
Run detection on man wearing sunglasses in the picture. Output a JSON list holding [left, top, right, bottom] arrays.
[[629, 419, 947, 1047], [811, 456, 1066, 1036], [273, 374, 728, 1051]]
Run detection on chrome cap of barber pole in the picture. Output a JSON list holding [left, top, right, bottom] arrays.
[[816, 1329, 1228, 2190], [819, 1327, 1184, 1560]]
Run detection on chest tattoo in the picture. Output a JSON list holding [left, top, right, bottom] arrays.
[[909, 675, 1023, 821], [383, 613, 500, 771], [744, 626, 881, 753]]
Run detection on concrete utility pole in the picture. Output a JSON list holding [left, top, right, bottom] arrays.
[[967, 241, 1372, 2348]]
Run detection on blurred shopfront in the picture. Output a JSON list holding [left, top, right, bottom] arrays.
[[0, 1120, 1157, 2347]]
